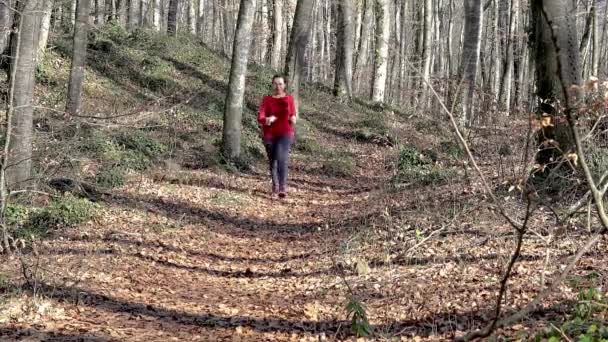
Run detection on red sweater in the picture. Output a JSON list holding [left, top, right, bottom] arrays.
[[257, 95, 296, 140]]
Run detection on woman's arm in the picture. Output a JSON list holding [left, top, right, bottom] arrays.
[[288, 96, 297, 123], [257, 97, 268, 126]]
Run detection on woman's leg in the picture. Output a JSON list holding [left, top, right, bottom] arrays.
[[264, 140, 279, 193], [276, 135, 293, 193]]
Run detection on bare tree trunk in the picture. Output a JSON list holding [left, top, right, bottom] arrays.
[[354, 0, 372, 94], [398, 0, 407, 103], [532, 0, 580, 166], [106, 0, 115, 22], [333, 0, 353, 100], [421, 0, 432, 86], [0, 0, 13, 55], [187, 0, 195, 33], [118, 0, 128, 26], [95, 0, 105, 24], [167, 0, 178, 34], [591, 0, 603, 76], [6, 0, 44, 189], [371, 0, 389, 103], [66, 0, 90, 116], [37, 0, 53, 55], [128, 0, 139, 30], [222, 0, 256, 159], [499, 0, 517, 114], [197, 0, 204, 33], [491, 0, 500, 100], [459, 0, 482, 127], [153, 0, 161, 29], [270, 0, 282, 69], [284, 0, 313, 106]]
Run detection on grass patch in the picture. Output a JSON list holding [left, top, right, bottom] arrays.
[[321, 150, 355, 177], [392, 145, 454, 186], [13, 195, 99, 240]]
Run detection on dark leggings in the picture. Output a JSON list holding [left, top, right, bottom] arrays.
[[264, 135, 293, 192]]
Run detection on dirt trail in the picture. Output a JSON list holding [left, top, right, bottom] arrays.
[[1, 119, 604, 342]]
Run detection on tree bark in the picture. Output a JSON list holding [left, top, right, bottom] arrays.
[[0, 0, 12, 56], [270, 0, 282, 69], [37, 0, 53, 55], [354, 0, 372, 94], [333, 0, 354, 100], [6, 0, 45, 189], [532, 0, 580, 166], [187, 0, 196, 33], [128, 0, 139, 30], [284, 0, 313, 106], [221, 0, 256, 159], [118, 0, 128, 27], [459, 0, 482, 127], [371, 0, 389, 103], [167, 0, 178, 34], [66, 0, 91, 116]]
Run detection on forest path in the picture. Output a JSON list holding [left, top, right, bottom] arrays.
[[1, 122, 408, 341], [1, 115, 594, 342]]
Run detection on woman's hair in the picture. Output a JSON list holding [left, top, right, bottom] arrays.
[[272, 74, 287, 85]]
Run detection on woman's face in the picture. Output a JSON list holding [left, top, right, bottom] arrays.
[[272, 77, 286, 94]]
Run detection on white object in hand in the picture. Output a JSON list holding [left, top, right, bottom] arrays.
[[265, 116, 277, 125], [289, 115, 297, 124]]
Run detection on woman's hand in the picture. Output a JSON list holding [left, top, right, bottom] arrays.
[[265, 116, 277, 125], [289, 115, 297, 124]]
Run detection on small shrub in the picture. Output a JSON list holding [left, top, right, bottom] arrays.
[[95, 167, 126, 188], [113, 131, 168, 159], [4, 204, 28, 226], [393, 145, 454, 186], [35, 54, 58, 86], [346, 298, 372, 337], [357, 113, 388, 132], [295, 136, 322, 154], [397, 146, 426, 169], [440, 140, 464, 160], [538, 287, 608, 341], [322, 153, 354, 177], [20, 195, 99, 239], [118, 149, 153, 171]]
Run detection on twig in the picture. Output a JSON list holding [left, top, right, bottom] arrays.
[[458, 198, 534, 341]]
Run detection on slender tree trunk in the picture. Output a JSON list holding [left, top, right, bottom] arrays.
[[66, 0, 90, 116], [6, 0, 45, 189], [37, 0, 53, 55], [371, 0, 389, 103], [398, 0, 407, 103], [118, 0, 128, 27], [187, 0, 196, 33], [167, 0, 178, 34], [153, 0, 161, 29], [492, 0, 500, 100], [354, 0, 373, 93], [197, 0, 204, 33], [0, 0, 12, 55], [222, 0, 257, 159], [499, 0, 517, 114], [421, 0, 432, 87], [284, 0, 314, 107], [270, 0, 283, 70], [333, 0, 353, 99], [106, 0, 115, 22], [128, 0, 139, 30], [591, 0, 603, 76], [532, 0, 580, 165], [460, 0, 482, 127], [95, 0, 105, 24]]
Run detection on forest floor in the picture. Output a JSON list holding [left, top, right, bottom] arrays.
[[1, 27, 608, 341]]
